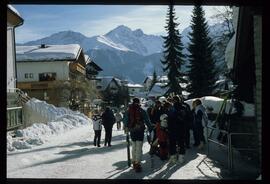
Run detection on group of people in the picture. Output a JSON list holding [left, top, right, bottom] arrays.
[[92, 107, 123, 147], [122, 95, 208, 173]]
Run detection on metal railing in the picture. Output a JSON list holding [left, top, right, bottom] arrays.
[[7, 106, 23, 130], [228, 132, 258, 170], [206, 126, 257, 172]]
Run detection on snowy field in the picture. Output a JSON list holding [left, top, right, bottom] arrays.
[[7, 97, 256, 179]]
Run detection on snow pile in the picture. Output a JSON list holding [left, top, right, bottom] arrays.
[[7, 98, 92, 152], [25, 98, 89, 121]]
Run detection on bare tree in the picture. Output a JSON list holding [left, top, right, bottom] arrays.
[[210, 6, 235, 39]]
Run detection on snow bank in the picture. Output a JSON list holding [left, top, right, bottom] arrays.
[[7, 98, 92, 152], [185, 96, 254, 117]]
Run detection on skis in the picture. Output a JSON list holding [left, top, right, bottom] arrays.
[[126, 132, 131, 167]]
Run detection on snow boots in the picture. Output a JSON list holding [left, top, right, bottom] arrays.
[[197, 142, 204, 149], [178, 154, 185, 164], [168, 154, 185, 164], [132, 161, 142, 172], [168, 154, 177, 164]]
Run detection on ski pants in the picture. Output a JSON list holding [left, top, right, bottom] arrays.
[[94, 130, 101, 145], [194, 126, 205, 145], [104, 126, 113, 145], [185, 127, 191, 147], [169, 131, 186, 155], [131, 141, 143, 163], [130, 129, 144, 163]]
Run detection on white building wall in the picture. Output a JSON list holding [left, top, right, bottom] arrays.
[[7, 27, 16, 91], [16, 61, 70, 82]]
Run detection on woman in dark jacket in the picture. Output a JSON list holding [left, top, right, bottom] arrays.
[[101, 107, 115, 147]]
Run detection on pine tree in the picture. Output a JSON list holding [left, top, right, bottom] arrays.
[[187, 5, 217, 98], [161, 3, 186, 95], [149, 70, 157, 91]]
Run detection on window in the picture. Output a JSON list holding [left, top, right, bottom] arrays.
[[39, 72, 56, 81], [25, 73, 34, 79]]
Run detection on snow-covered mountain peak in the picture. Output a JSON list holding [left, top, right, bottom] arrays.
[[133, 29, 144, 37], [105, 25, 132, 36]]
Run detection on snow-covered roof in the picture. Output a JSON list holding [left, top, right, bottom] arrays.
[[85, 54, 102, 72], [16, 44, 82, 62], [96, 76, 122, 91], [127, 83, 144, 88], [147, 84, 169, 97], [84, 54, 91, 64], [143, 75, 169, 84], [8, 5, 22, 18]]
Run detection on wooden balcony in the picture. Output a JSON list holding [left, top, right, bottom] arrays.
[[69, 63, 85, 75], [17, 81, 57, 90]]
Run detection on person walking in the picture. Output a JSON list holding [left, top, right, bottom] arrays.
[[115, 110, 123, 131], [101, 107, 116, 147], [123, 97, 153, 172], [92, 109, 102, 147]]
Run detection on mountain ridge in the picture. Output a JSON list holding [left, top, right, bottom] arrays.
[[19, 24, 230, 83]]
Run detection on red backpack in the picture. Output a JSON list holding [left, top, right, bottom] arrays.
[[128, 105, 145, 131]]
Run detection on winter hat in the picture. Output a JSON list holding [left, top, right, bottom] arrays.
[[160, 114, 168, 128]]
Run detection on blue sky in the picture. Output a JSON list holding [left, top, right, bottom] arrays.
[[12, 5, 227, 43]]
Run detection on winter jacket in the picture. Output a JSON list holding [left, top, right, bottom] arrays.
[[195, 104, 208, 127], [92, 114, 102, 131], [115, 112, 123, 122], [151, 106, 164, 124], [101, 109, 116, 128], [155, 122, 169, 143], [123, 104, 153, 132], [168, 102, 189, 133]]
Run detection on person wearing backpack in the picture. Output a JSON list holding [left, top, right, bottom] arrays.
[[101, 107, 116, 147], [123, 97, 153, 172], [193, 99, 208, 149]]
